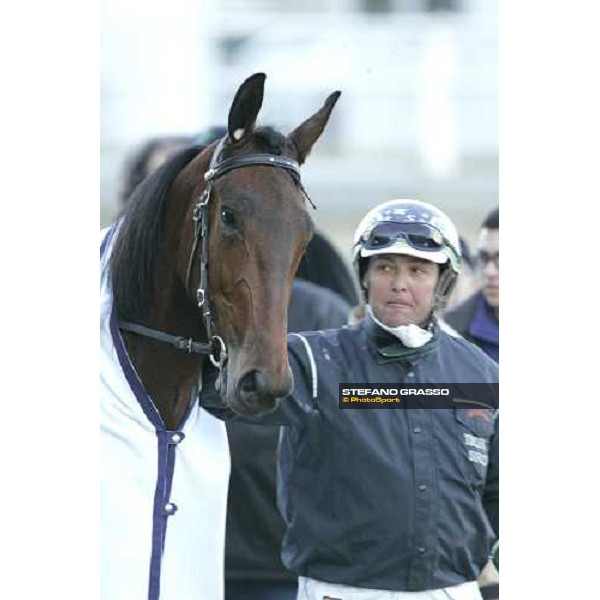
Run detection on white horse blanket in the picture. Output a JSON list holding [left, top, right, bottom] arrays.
[[100, 226, 230, 600]]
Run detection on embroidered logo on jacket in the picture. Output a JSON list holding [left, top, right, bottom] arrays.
[[463, 432, 489, 467]]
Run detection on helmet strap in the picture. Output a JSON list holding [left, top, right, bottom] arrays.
[[433, 264, 458, 312]]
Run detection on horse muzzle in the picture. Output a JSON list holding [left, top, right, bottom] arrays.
[[229, 367, 292, 416]]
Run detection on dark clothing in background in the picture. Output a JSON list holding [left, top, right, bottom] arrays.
[[296, 233, 359, 307], [445, 292, 499, 363], [288, 279, 351, 334], [225, 280, 350, 594], [225, 581, 298, 600]]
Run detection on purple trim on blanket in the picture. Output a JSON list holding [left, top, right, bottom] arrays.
[[148, 434, 168, 600], [109, 311, 176, 600], [100, 225, 116, 259], [148, 431, 186, 599], [110, 308, 164, 429], [103, 222, 196, 600], [109, 308, 199, 600]]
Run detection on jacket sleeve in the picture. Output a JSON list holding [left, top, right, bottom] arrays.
[[483, 412, 499, 539], [198, 334, 317, 428]]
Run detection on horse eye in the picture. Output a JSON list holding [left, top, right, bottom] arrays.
[[220, 209, 236, 227]]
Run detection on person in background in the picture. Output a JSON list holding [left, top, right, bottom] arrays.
[[444, 208, 500, 600], [445, 207, 499, 362], [119, 127, 228, 207], [119, 135, 193, 205], [225, 233, 356, 600]]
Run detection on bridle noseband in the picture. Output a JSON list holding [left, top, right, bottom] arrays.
[[119, 136, 312, 372]]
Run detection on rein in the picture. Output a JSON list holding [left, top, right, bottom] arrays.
[[118, 136, 310, 370], [118, 321, 212, 355]]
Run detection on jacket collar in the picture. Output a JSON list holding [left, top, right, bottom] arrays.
[[363, 313, 439, 363]]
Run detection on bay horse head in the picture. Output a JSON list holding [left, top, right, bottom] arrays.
[[110, 74, 340, 423]]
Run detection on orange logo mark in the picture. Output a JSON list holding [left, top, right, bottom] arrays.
[[467, 408, 491, 423]]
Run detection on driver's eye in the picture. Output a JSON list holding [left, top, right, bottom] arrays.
[[220, 208, 236, 227]]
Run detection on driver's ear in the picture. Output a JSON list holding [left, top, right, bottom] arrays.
[[361, 259, 371, 292], [362, 271, 370, 292]]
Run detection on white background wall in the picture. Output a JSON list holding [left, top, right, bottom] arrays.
[[101, 0, 498, 253]]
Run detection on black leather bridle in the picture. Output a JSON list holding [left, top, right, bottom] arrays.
[[119, 136, 312, 370]]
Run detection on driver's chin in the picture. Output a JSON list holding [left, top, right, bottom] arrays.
[[379, 307, 415, 328], [374, 304, 433, 329]]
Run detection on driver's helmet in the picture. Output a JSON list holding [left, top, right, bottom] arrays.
[[352, 199, 462, 303]]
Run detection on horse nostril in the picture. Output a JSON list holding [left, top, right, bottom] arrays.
[[233, 369, 290, 415], [236, 370, 291, 408], [239, 370, 262, 395]]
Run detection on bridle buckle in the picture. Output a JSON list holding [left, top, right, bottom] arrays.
[[209, 335, 228, 369], [193, 194, 209, 222]]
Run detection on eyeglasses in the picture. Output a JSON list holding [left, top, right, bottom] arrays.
[[362, 222, 447, 253], [476, 251, 499, 269]]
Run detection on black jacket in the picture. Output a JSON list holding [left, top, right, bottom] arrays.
[[206, 316, 499, 591]]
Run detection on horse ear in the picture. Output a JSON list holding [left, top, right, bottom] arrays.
[[288, 91, 341, 165], [228, 73, 266, 144]]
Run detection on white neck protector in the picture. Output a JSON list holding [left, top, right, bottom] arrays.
[[367, 306, 433, 348]]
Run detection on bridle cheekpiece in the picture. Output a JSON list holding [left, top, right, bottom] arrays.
[[120, 135, 311, 372]]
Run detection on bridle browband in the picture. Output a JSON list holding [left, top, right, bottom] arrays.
[[118, 135, 312, 370]]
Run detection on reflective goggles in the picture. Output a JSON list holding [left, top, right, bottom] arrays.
[[362, 222, 447, 253]]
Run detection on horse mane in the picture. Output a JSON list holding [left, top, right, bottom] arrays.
[[109, 145, 204, 323], [120, 135, 193, 205]]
